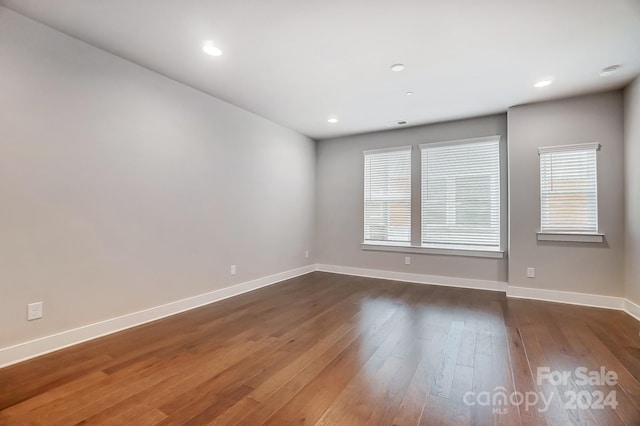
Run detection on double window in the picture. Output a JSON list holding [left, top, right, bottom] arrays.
[[363, 136, 501, 253]]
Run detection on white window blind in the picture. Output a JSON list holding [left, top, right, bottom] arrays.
[[421, 137, 500, 249], [364, 147, 411, 244], [539, 143, 600, 233]]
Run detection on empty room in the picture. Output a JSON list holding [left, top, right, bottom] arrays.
[[1, 0, 640, 424]]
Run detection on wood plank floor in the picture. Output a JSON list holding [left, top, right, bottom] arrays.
[[1, 272, 639, 425]]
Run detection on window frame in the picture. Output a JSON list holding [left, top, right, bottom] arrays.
[[362, 146, 412, 246], [419, 136, 502, 252], [537, 142, 604, 243]]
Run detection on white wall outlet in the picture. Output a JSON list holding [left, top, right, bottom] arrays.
[[405, 256, 411, 265], [230, 264, 237, 276], [527, 267, 536, 278], [27, 302, 43, 321], [305, 250, 309, 259]]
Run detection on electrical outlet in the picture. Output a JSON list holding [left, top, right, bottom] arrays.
[[405, 256, 411, 265], [527, 267, 535, 278], [305, 250, 309, 259], [230, 265, 236, 276], [27, 302, 43, 321]]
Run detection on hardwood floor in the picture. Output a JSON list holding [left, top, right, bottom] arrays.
[[1, 271, 639, 425]]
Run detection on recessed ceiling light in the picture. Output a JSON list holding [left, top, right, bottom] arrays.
[[405, 92, 414, 96], [327, 117, 338, 124], [391, 64, 405, 72], [202, 41, 223, 56], [600, 65, 621, 77], [534, 79, 553, 88]]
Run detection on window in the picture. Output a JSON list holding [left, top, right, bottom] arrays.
[[420, 137, 501, 250], [538, 143, 600, 235], [363, 147, 411, 245]]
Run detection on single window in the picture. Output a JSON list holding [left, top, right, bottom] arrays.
[[539, 143, 600, 233], [421, 137, 501, 249], [363, 147, 411, 245]]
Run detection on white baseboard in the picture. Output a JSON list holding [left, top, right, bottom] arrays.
[[315, 264, 508, 292], [507, 285, 640, 322], [624, 298, 640, 322], [506, 285, 625, 310], [315, 264, 639, 323], [0, 264, 315, 369]]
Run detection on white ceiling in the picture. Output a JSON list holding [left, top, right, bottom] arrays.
[[2, 0, 639, 139]]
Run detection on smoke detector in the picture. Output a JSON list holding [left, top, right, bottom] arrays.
[[600, 65, 621, 77]]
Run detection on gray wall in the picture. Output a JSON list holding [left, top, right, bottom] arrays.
[[0, 8, 315, 348], [624, 77, 640, 304], [315, 114, 508, 282], [508, 92, 625, 296]]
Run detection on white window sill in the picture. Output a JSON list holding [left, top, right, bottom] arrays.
[[537, 232, 604, 243], [361, 242, 504, 258]]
